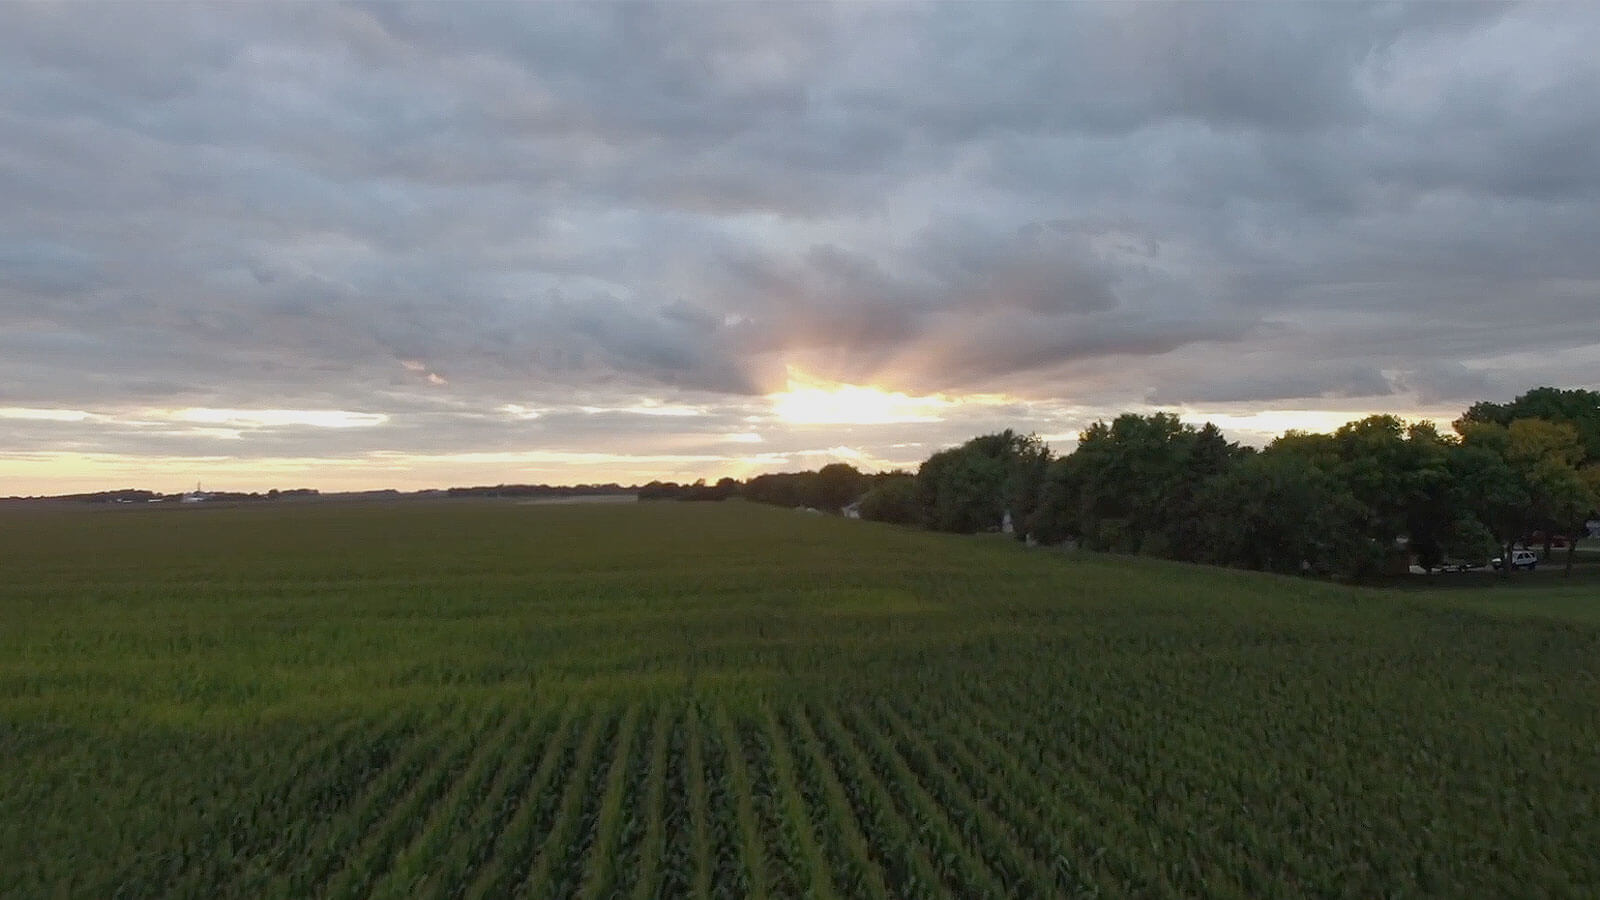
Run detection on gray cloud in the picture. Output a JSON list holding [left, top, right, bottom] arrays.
[[2, 1, 1599, 487], [1148, 365, 1397, 407]]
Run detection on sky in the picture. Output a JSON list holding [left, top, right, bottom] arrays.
[[4, 1, 1600, 494]]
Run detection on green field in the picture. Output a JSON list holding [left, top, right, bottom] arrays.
[[3, 501, 1598, 898]]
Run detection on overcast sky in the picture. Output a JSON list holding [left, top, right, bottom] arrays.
[[4, 1, 1599, 493]]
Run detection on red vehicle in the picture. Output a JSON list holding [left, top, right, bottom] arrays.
[[1525, 532, 1570, 549]]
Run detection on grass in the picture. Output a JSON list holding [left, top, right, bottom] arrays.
[[1387, 539, 1600, 624], [2, 499, 1598, 897]]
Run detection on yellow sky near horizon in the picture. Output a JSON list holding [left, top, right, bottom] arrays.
[[0, 372, 1462, 496]]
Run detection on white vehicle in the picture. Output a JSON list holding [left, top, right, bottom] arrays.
[[1491, 549, 1539, 571]]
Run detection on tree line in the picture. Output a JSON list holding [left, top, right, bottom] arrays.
[[723, 386, 1600, 580]]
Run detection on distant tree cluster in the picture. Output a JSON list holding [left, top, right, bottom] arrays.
[[742, 464, 873, 512], [742, 387, 1600, 581], [205, 489, 308, 502], [855, 472, 918, 524], [30, 487, 325, 504], [447, 483, 632, 499], [47, 488, 164, 503], [637, 478, 740, 502]]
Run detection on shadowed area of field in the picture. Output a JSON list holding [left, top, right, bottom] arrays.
[[3, 501, 1597, 897]]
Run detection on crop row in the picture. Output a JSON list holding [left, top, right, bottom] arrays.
[[21, 687, 1589, 900]]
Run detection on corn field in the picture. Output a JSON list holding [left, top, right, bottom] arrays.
[[3, 501, 1598, 897]]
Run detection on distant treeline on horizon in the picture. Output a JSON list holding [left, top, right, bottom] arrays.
[[10, 483, 641, 503], [10, 487, 327, 504], [19, 386, 1600, 583]]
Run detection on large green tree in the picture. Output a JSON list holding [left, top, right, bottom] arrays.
[[1193, 451, 1376, 577], [1043, 413, 1242, 556], [1507, 419, 1593, 573], [1459, 387, 1600, 461], [1269, 416, 1459, 572], [856, 472, 918, 525], [1454, 418, 1592, 576], [812, 463, 867, 513], [1445, 432, 1528, 570], [916, 430, 1049, 535], [1461, 389, 1600, 574]]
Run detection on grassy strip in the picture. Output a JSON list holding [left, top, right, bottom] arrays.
[[427, 704, 567, 898], [840, 703, 1010, 898], [598, 705, 655, 898], [758, 704, 837, 900], [627, 704, 673, 900], [955, 681, 1180, 897], [320, 706, 505, 899], [462, 709, 592, 900], [658, 706, 698, 899], [89, 722, 334, 899], [895, 696, 1118, 898], [262, 709, 457, 899], [780, 705, 891, 900], [687, 707, 712, 900], [806, 704, 945, 899], [699, 706, 752, 899], [368, 709, 528, 898], [978, 677, 1309, 896], [713, 707, 769, 900], [736, 714, 807, 897], [520, 708, 618, 896], [873, 698, 1087, 898], [575, 704, 645, 899], [195, 713, 392, 897], [961, 672, 1287, 896]]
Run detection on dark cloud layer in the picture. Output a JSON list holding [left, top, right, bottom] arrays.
[[3, 1, 1599, 488]]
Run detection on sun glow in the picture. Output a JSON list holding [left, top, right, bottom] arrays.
[[768, 370, 956, 426]]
